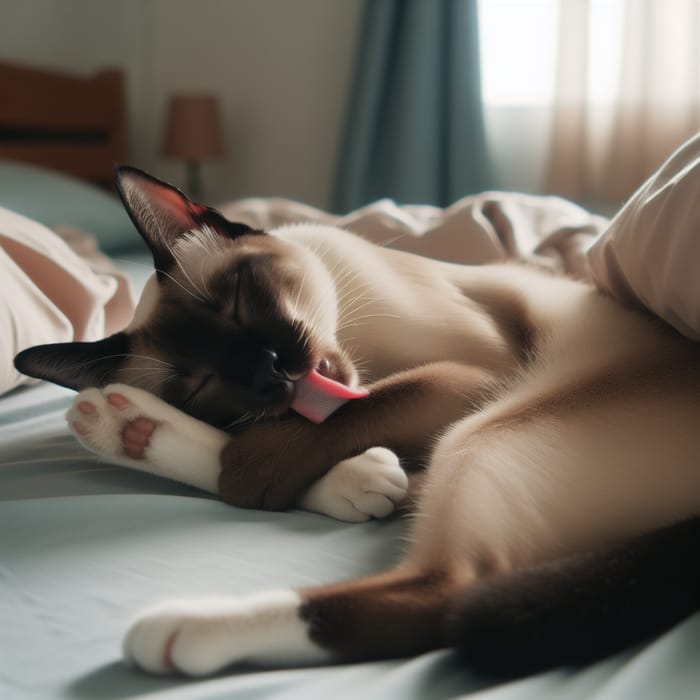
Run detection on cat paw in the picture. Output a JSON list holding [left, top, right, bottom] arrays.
[[122, 591, 325, 676], [299, 447, 408, 522], [66, 385, 161, 461], [67, 384, 227, 493]]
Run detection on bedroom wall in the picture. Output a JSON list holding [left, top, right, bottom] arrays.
[[140, 0, 363, 207], [0, 1, 132, 72], [0, 0, 363, 209]]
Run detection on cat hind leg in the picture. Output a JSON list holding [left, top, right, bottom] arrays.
[[123, 566, 461, 676]]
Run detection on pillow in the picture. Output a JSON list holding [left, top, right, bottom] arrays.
[[0, 160, 145, 253], [587, 133, 700, 341], [0, 206, 135, 396]]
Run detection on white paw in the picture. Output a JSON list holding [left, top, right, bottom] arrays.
[[66, 384, 162, 461], [66, 383, 227, 493], [123, 590, 326, 676], [300, 447, 408, 522]]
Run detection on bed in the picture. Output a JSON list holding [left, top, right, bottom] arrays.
[[1, 60, 699, 700]]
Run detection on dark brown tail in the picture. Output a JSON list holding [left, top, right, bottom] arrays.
[[451, 517, 700, 678]]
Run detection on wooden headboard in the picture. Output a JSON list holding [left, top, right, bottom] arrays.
[[0, 61, 126, 187]]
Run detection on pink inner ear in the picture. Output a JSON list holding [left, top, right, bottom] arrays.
[[138, 177, 204, 229]]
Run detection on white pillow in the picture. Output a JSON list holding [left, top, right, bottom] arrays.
[[587, 133, 700, 340]]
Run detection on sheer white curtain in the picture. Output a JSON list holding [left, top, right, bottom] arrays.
[[480, 0, 700, 208]]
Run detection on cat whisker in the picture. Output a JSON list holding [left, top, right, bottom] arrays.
[[174, 252, 212, 302], [221, 411, 258, 431], [121, 369, 179, 391], [333, 270, 365, 300], [290, 271, 308, 321], [198, 257, 214, 302], [71, 353, 177, 371], [157, 266, 209, 304], [377, 233, 410, 249], [124, 354, 177, 368], [336, 311, 402, 334], [116, 367, 173, 372], [336, 288, 380, 315], [339, 298, 380, 320], [113, 255, 211, 306]]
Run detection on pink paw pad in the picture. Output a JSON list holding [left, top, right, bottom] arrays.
[[122, 417, 157, 460], [107, 393, 131, 409]]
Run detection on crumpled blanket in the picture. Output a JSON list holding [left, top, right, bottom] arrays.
[[1, 207, 134, 396], [219, 192, 609, 278]]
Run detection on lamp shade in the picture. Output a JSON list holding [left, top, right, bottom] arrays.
[[163, 94, 224, 160]]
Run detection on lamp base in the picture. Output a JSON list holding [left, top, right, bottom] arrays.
[[185, 160, 203, 200]]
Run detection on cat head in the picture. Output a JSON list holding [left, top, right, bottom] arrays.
[[14, 167, 355, 429]]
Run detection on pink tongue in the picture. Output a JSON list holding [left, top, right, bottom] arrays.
[[290, 369, 368, 424]]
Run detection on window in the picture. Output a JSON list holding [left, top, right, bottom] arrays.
[[478, 0, 625, 107]]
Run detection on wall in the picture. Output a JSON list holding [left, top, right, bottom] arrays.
[[0, 0, 363, 208]]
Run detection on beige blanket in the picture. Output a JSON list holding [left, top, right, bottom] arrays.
[[219, 192, 608, 278]]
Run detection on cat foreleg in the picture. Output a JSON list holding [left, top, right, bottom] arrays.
[[67, 384, 407, 521], [218, 361, 496, 510]]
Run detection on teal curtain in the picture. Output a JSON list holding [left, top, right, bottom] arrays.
[[334, 0, 491, 212]]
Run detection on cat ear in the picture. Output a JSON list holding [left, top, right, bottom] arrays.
[[14, 333, 130, 391], [115, 166, 256, 274]]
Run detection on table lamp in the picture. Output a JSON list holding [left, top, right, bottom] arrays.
[[163, 94, 224, 200]]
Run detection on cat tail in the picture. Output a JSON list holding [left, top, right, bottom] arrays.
[[451, 516, 700, 678]]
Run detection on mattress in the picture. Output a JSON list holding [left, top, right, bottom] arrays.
[[2, 255, 700, 700]]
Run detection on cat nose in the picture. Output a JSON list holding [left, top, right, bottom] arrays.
[[251, 348, 287, 392]]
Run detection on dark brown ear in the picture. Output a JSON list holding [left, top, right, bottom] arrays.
[[115, 166, 257, 275], [14, 333, 130, 391]]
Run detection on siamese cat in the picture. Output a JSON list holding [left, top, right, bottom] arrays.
[[15, 167, 700, 678]]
